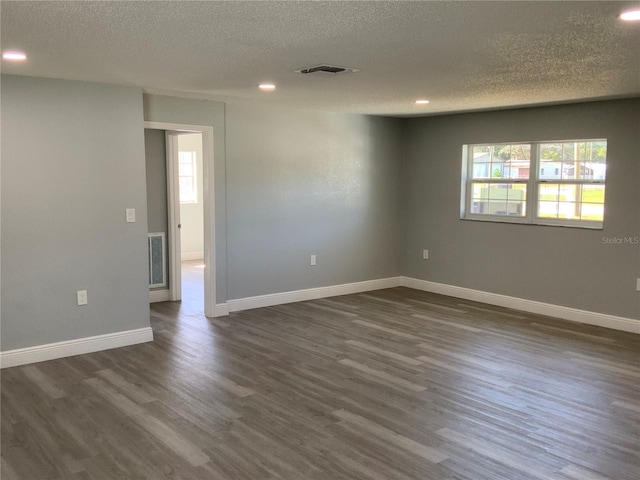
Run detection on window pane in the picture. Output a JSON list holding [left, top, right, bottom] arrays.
[[538, 183, 574, 219], [471, 182, 489, 201], [538, 201, 559, 218], [582, 141, 607, 180], [472, 145, 490, 156], [576, 141, 606, 163], [540, 143, 562, 161], [539, 161, 561, 179], [472, 144, 529, 180], [561, 143, 575, 163], [471, 146, 491, 179], [471, 183, 526, 216], [504, 144, 530, 179], [578, 203, 604, 222], [179, 163, 193, 176], [537, 184, 604, 221], [539, 183, 560, 201], [561, 163, 577, 180], [179, 177, 193, 198], [580, 184, 605, 221], [539, 141, 607, 181], [178, 151, 197, 203]]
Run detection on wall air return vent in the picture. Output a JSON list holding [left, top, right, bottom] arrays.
[[148, 232, 167, 288], [295, 64, 358, 75]]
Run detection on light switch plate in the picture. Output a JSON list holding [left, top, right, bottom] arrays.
[[77, 290, 88, 306], [126, 208, 136, 223]]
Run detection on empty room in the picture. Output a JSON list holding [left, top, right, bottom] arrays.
[[1, 2, 639, 479]]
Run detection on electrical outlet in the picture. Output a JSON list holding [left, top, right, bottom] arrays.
[[310, 255, 317, 266], [77, 290, 88, 306], [423, 249, 429, 260], [636, 278, 640, 292]]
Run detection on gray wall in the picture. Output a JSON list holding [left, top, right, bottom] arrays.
[[144, 128, 170, 289], [143, 95, 227, 302], [402, 99, 640, 319], [4, 75, 634, 358], [1, 75, 151, 351], [225, 103, 403, 299], [144, 129, 168, 235]]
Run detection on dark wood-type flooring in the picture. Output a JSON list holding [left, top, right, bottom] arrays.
[[2, 285, 639, 479]]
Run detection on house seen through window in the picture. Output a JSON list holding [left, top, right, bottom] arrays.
[[461, 140, 606, 228]]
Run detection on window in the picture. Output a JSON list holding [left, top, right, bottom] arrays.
[[461, 140, 606, 228], [178, 151, 197, 204]]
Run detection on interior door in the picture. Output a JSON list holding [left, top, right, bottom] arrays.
[[165, 131, 182, 301]]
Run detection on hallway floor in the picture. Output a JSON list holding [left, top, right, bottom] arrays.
[[179, 259, 205, 316]]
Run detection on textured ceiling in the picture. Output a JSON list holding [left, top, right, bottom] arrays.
[[1, 1, 639, 116]]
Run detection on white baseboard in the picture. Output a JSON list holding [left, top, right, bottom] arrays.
[[174, 274, 638, 335], [181, 251, 204, 261], [402, 277, 640, 334], [215, 303, 230, 316], [0, 327, 154, 369], [149, 289, 170, 303], [227, 277, 403, 313]]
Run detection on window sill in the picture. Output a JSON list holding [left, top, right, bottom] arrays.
[[461, 216, 603, 230]]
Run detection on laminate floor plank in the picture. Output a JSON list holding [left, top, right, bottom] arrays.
[[337, 359, 428, 393], [323, 420, 456, 480], [412, 313, 483, 332], [323, 449, 416, 480], [458, 303, 528, 319], [333, 409, 448, 464], [351, 319, 423, 340], [0, 456, 21, 480], [436, 427, 561, 479], [558, 464, 617, 480], [345, 339, 424, 366], [2, 286, 639, 479]]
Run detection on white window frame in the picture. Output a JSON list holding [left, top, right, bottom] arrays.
[[461, 139, 606, 229]]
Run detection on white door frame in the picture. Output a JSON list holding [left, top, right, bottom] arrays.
[[144, 121, 216, 317]]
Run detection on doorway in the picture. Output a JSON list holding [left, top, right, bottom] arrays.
[[176, 132, 205, 313], [145, 121, 216, 317]]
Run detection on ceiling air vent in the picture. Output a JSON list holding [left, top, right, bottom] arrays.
[[295, 64, 358, 75]]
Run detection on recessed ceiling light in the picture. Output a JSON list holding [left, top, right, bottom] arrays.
[[2, 51, 27, 61], [258, 84, 276, 92], [620, 9, 640, 21], [415, 99, 430, 105]]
